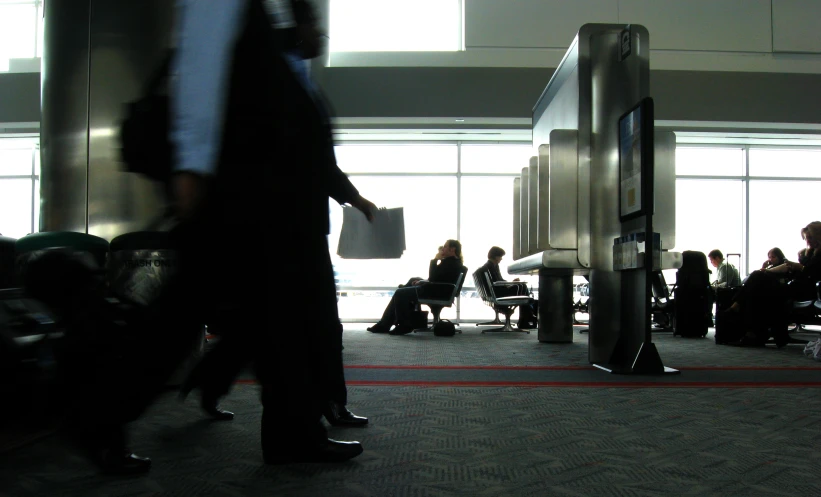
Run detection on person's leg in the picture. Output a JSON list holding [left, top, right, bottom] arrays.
[[179, 327, 247, 420], [368, 292, 398, 332], [258, 241, 363, 463], [316, 236, 367, 426], [389, 287, 419, 335]]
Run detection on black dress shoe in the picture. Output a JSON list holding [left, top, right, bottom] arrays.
[[264, 439, 363, 464], [389, 323, 413, 335], [202, 396, 235, 421], [323, 401, 368, 427], [367, 323, 390, 333], [97, 449, 152, 475], [773, 332, 790, 349]]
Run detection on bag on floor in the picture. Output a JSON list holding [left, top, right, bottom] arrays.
[[714, 310, 744, 345], [410, 310, 429, 330], [433, 319, 456, 337], [804, 339, 821, 361]]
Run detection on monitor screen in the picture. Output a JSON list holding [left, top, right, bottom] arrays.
[[618, 97, 653, 221]]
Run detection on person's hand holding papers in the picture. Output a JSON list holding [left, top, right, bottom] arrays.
[[350, 195, 377, 222]]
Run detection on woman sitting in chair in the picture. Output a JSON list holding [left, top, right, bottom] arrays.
[[368, 239, 464, 336], [760, 247, 787, 270], [724, 221, 821, 347]]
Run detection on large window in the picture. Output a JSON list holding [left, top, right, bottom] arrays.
[[0, 0, 42, 72], [329, 0, 463, 52], [672, 145, 820, 282], [0, 137, 39, 238]]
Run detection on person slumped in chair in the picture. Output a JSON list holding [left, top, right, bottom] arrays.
[[368, 239, 464, 335], [479, 246, 537, 329]]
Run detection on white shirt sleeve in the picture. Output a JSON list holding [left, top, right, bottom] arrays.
[[171, 0, 247, 176]]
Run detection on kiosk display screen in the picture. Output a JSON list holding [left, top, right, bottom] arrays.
[[618, 97, 653, 221]]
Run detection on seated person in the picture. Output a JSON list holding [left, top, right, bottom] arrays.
[[479, 246, 521, 295], [724, 221, 821, 347], [368, 239, 464, 336], [708, 249, 741, 288], [479, 246, 537, 328], [761, 247, 787, 270]]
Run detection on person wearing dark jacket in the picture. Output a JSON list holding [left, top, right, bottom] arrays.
[[368, 239, 464, 335], [479, 246, 522, 296], [724, 221, 821, 347], [478, 246, 537, 328]]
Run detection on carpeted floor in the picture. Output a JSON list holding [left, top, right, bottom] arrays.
[[1, 325, 820, 497]]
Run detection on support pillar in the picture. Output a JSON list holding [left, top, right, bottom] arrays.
[[537, 270, 574, 343]]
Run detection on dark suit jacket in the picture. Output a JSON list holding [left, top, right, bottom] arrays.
[[417, 256, 465, 301], [429, 256, 464, 285], [479, 260, 504, 283]]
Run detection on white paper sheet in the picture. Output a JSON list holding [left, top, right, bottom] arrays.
[[337, 207, 406, 259]]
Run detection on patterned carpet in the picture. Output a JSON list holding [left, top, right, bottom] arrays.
[[1, 324, 820, 497]]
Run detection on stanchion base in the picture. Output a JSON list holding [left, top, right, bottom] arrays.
[[593, 364, 679, 375], [593, 343, 680, 375], [476, 318, 503, 326]]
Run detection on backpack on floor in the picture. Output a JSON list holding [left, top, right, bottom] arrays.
[[433, 319, 456, 337]]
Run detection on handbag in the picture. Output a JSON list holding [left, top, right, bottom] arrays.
[[433, 319, 456, 337]]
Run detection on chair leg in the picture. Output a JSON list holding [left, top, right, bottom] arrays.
[[481, 307, 529, 334], [477, 310, 503, 326]]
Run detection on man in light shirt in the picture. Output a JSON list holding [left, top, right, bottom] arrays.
[[170, 0, 370, 466]]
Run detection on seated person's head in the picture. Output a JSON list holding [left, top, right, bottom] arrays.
[[803, 221, 821, 252], [488, 246, 505, 264], [443, 239, 462, 262], [707, 249, 724, 268], [767, 247, 786, 266]]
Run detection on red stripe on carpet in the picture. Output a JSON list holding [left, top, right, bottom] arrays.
[[344, 365, 821, 371], [232, 378, 821, 387], [345, 380, 821, 388]]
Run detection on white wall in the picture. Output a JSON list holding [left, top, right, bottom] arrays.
[[330, 0, 821, 74]]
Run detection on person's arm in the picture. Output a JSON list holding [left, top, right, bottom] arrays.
[[428, 259, 439, 279], [491, 262, 504, 283], [170, 0, 247, 219], [766, 262, 794, 274]]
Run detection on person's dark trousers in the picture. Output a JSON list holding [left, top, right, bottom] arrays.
[[392, 287, 420, 326], [317, 236, 347, 405], [259, 233, 329, 454], [375, 294, 398, 327]]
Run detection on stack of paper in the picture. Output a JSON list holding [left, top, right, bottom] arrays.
[[337, 207, 406, 259]]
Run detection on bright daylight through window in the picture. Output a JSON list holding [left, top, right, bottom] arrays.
[[0, 0, 42, 72], [329, 0, 463, 52], [0, 138, 39, 238]]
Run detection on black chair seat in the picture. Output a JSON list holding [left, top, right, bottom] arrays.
[[413, 268, 468, 333]]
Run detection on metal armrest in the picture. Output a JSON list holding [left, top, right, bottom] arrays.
[[492, 281, 528, 287]]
